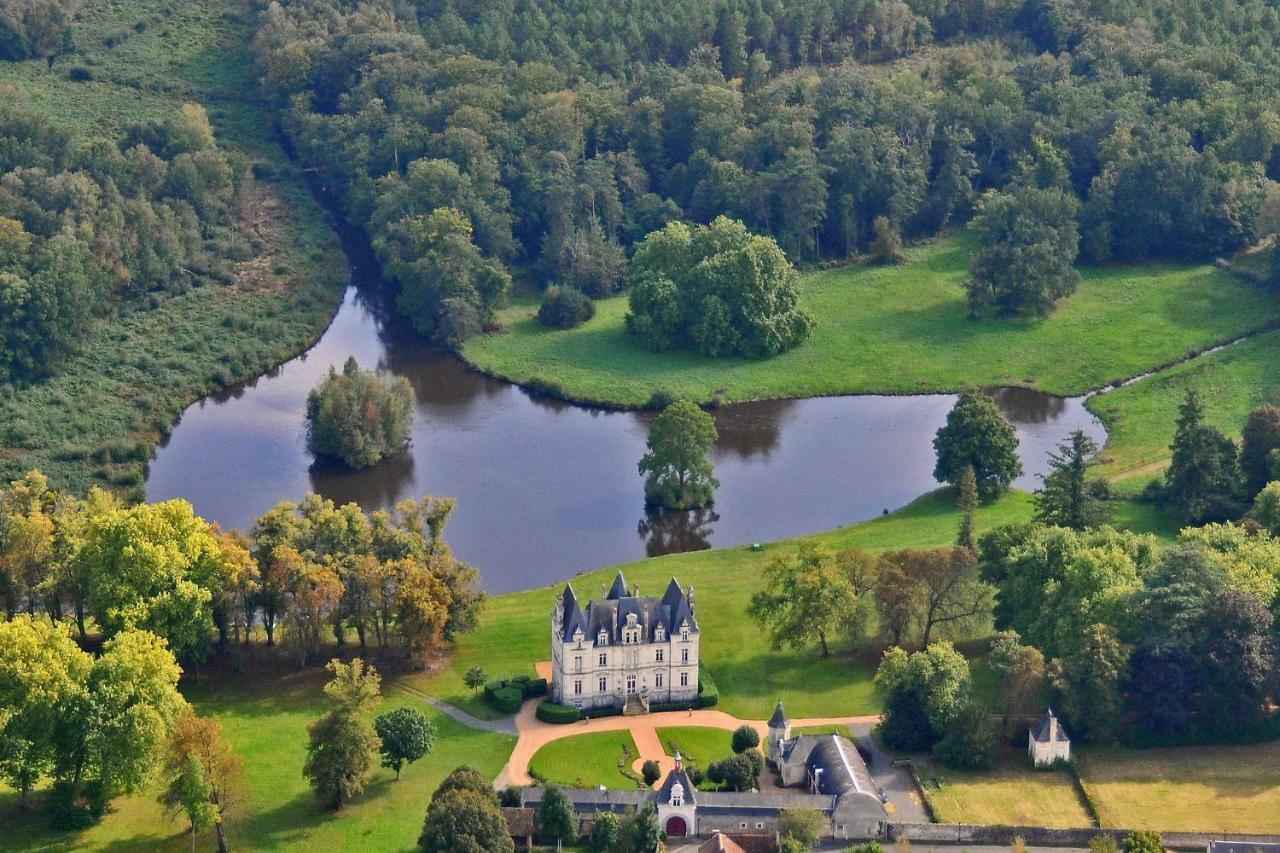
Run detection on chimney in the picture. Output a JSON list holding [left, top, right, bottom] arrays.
[[674, 751, 683, 772], [1048, 709, 1058, 741]]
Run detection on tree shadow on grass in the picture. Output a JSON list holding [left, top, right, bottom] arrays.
[[236, 775, 399, 850]]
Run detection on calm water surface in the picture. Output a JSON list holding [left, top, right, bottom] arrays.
[[147, 236, 1106, 593]]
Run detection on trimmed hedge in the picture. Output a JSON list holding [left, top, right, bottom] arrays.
[[492, 686, 524, 714], [536, 700, 581, 724], [523, 677, 549, 699], [650, 701, 696, 713], [697, 666, 719, 708], [483, 679, 505, 703], [482, 673, 545, 712]]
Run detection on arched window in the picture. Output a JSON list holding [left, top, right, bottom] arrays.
[[670, 782, 684, 807]]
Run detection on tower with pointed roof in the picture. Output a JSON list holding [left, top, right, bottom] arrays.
[[551, 571, 700, 712], [766, 699, 791, 767]]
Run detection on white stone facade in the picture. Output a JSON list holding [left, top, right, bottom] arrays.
[[1028, 709, 1071, 766], [551, 572, 700, 712]]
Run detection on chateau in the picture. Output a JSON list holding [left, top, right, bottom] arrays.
[[551, 572, 700, 713]]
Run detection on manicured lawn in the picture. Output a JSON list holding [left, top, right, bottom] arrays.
[[411, 488, 1042, 722], [918, 749, 1092, 828], [1079, 742, 1280, 833], [0, 662, 516, 851], [465, 236, 1278, 408], [655, 727, 735, 766], [529, 731, 642, 790], [1089, 329, 1280, 481]]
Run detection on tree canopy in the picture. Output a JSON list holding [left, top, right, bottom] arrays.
[[933, 393, 1022, 500], [638, 400, 720, 510], [625, 217, 814, 358]]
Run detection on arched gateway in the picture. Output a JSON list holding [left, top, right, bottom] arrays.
[[665, 815, 687, 837]]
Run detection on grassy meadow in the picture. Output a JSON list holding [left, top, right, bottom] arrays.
[[1077, 742, 1280, 833], [465, 237, 1279, 409], [1089, 329, 1280, 481], [0, 0, 347, 497], [917, 748, 1093, 828], [655, 727, 734, 767]]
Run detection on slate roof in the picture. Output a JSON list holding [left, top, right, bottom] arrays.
[[699, 834, 779, 853], [768, 700, 789, 728], [657, 764, 697, 805], [779, 734, 876, 798], [1030, 709, 1070, 743], [558, 573, 697, 644]]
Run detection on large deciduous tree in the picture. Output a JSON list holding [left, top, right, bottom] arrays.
[[303, 659, 382, 810], [638, 400, 719, 510], [933, 393, 1022, 500], [748, 539, 859, 657], [625, 217, 814, 358], [874, 643, 973, 751], [160, 711, 243, 853], [80, 499, 225, 664], [418, 765, 515, 853], [1049, 624, 1129, 743], [373, 706, 436, 780]]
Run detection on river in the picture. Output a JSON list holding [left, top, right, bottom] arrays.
[[146, 226, 1106, 594]]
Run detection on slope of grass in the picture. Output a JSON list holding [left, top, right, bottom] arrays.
[[465, 237, 1279, 408], [0, 0, 346, 497], [1089, 329, 1280, 481], [410, 489, 1041, 722], [528, 730, 641, 790], [1, 664, 515, 851], [1078, 742, 1280, 833]]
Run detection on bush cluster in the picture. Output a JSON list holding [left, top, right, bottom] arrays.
[[536, 285, 595, 329]]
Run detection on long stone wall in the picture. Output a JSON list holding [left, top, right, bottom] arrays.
[[886, 822, 1280, 850]]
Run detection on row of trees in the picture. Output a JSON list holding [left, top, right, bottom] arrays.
[[252, 0, 1280, 345], [0, 471, 486, 672], [0, 103, 247, 385], [1156, 394, 1280, 525]]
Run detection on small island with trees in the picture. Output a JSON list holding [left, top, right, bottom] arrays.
[[306, 357, 415, 470]]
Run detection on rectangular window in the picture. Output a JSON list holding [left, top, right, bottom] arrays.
[[655, 672, 663, 688], [599, 652, 607, 666], [655, 649, 664, 662], [574, 680, 582, 695], [574, 656, 582, 673], [680, 671, 689, 687], [681, 648, 689, 663], [599, 677, 607, 692]]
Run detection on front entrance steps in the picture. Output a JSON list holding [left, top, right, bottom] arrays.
[[624, 694, 649, 716]]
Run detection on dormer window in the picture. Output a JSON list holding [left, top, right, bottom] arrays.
[[572, 628, 585, 648], [670, 782, 684, 807], [680, 623, 689, 641], [655, 625, 665, 642], [598, 629, 608, 646]]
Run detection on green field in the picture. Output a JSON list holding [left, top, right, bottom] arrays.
[[528, 730, 641, 790], [917, 749, 1093, 828], [0, 0, 346, 496], [655, 727, 735, 767], [1, 663, 516, 851], [1089, 329, 1280, 481], [465, 237, 1279, 409], [1078, 742, 1280, 833]]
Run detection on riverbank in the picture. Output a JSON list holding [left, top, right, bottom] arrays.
[[0, 0, 347, 497], [463, 236, 1279, 410]]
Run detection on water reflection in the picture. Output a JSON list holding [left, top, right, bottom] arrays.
[[146, 218, 1109, 594], [989, 387, 1067, 424], [639, 506, 721, 556]]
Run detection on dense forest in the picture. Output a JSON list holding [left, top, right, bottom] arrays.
[[0, 102, 250, 384], [253, 0, 1280, 344]]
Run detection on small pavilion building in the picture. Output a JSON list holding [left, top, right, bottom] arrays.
[[1028, 708, 1071, 766]]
